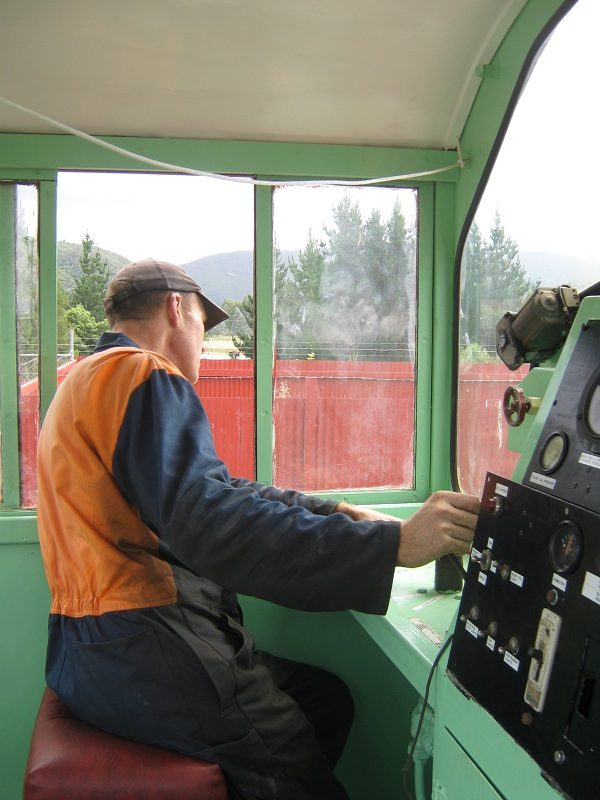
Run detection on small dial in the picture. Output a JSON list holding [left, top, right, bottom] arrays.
[[549, 520, 583, 575], [539, 431, 568, 474]]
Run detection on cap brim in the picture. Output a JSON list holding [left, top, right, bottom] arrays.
[[200, 292, 230, 332]]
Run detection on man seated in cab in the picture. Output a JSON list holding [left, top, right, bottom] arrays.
[[37, 258, 479, 800]]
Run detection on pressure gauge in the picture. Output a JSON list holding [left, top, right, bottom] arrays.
[[584, 382, 600, 437], [549, 520, 583, 575], [539, 431, 568, 474]]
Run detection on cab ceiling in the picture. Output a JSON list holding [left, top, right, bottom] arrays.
[[0, 0, 527, 149]]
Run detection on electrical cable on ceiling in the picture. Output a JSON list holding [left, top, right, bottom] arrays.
[[0, 94, 464, 187]]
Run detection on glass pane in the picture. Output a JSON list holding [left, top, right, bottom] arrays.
[[457, 0, 600, 495], [57, 172, 255, 477], [273, 186, 417, 492], [15, 184, 40, 508]]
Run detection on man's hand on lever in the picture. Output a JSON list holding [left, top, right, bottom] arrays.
[[336, 491, 480, 568], [396, 491, 479, 567]]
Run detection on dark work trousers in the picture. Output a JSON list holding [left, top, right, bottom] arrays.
[[222, 652, 355, 800], [49, 613, 354, 800]]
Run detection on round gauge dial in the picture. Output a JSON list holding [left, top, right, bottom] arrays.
[[585, 382, 600, 437], [549, 520, 583, 575], [539, 431, 568, 474]]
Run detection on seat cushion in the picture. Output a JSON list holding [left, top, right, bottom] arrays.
[[24, 688, 228, 800]]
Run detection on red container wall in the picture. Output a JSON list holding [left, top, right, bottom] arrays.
[[196, 359, 256, 479], [19, 358, 527, 505], [273, 361, 415, 492], [19, 362, 76, 508], [456, 362, 530, 496]]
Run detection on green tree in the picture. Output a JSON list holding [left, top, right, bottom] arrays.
[[275, 194, 416, 361], [288, 231, 327, 304], [385, 200, 413, 310], [57, 276, 71, 353], [460, 212, 537, 352], [319, 195, 414, 360], [65, 304, 108, 356], [223, 293, 254, 357], [322, 194, 364, 298], [284, 233, 327, 355], [70, 233, 110, 322], [16, 231, 39, 375], [383, 200, 415, 359], [484, 211, 532, 301], [273, 245, 299, 339], [461, 222, 485, 345]]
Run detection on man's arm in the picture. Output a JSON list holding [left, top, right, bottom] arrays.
[[231, 477, 337, 516], [336, 491, 479, 567], [111, 367, 399, 614], [229, 477, 479, 570]]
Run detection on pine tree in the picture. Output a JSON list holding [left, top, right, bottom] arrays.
[[384, 200, 415, 359], [273, 245, 301, 345], [56, 276, 71, 353], [274, 193, 415, 361], [70, 233, 110, 322], [484, 211, 532, 301], [288, 231, 326, 304], [362, 209, 388, 301], [461, 222, 485, 345], [223, 294, 254, 357], [322, 194, 364, 298], [460, 212, 536, 352]]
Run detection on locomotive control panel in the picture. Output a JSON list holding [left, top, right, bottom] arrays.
[[448, 317, 600, 800]]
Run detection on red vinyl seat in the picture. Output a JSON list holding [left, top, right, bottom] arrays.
[[23, 688, 228, 800]]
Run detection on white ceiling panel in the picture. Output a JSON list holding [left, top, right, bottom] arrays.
[[0, 0, 527, 148]]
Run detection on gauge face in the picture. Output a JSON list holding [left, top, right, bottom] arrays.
[[539, 431, 568, 473], [585, 382, 600, 437], [549, 521, 583, 575]]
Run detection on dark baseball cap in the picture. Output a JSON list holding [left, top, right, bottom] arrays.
[[104, 258, 229, 332]]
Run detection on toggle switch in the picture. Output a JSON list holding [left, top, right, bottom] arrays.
[[483, 495, 504, 516]]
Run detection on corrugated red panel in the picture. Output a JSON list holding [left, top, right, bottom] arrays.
[[456, 362, 529, 495], [19, 391, 39, 508], [19, 360, 77, 508], [273, 360, 415, 491], [18, 357, 526, 505], [196, 359, 255, 478]]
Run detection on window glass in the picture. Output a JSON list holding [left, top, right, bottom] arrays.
[[16, 184, 40, 508], [273, 186, 417, 492], [457, 0, 600, 495], [57, 172, 255, 477]]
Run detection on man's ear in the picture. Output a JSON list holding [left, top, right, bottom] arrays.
[[166, 292, 183, 327]]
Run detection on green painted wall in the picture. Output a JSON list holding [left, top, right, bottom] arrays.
[[0, 530, 48, 800]]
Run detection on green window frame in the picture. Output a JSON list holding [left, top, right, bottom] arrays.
[[0, 136, 458, 516], [0, 176, 56, 513]]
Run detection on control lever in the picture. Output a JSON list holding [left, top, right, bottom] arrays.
[[524, 609, 562, 713]]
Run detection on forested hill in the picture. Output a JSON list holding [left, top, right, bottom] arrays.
[[183, 250, 297, 305], [58, 243, 261, 304], [183, 251, 253, 306], [58, 241, 129, 292], [57, 240, 599, 306]]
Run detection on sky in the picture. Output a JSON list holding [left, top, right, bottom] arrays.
[[475, 0, 600, 262], [55, 0, 599, 269]]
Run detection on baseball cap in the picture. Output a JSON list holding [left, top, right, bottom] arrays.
[[104, 258, 229, 332]]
